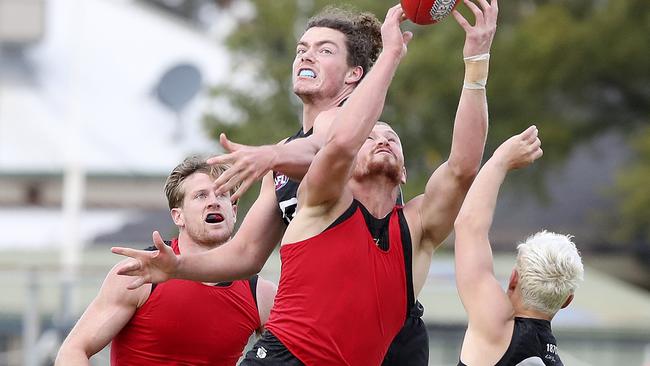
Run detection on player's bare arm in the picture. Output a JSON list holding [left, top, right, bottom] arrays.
[[454, 126, 542, 347], [403, 0, 498, 295], [55, 261, 150, 365]]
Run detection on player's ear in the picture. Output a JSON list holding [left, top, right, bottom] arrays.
[[560, 294, 574, 309], [345, 65, 363, 85], [400, 166, 407, 185], [508, 269, 518, 292], [171, 207, 184, 227]]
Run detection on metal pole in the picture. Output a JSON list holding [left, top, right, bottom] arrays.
[[60, 0, 86, 329], [23, 268, 40, 366]]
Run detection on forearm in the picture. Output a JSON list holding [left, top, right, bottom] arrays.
[[454, 158, 507, 237], [175, 240, 267, 282], [447, 55, 490, 180], [270, 134, 325, 181], [327, 51, 401, 154]]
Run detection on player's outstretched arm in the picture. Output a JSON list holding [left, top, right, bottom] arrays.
[[409, 0, 498, 251], [113, 172, 284, 288], [454, 125, 542, 337], [55, 263, 149, 365]]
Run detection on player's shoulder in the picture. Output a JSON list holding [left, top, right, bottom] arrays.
[[402, 194, 424, 224], [314, 108, 340, 127], [101, 261, 152, 307]]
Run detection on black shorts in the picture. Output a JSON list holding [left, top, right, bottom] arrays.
[[240, 330, 305, 366], [381, 301, 429, 366]]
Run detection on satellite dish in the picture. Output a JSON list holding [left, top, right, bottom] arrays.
[[155, 63, 203, 113], [155, 63, 203, 141]]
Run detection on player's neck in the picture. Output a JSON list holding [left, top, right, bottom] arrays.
[[301, 92, 351, 131], [349, 178, 399, 218], [512, 298, 553, 321]]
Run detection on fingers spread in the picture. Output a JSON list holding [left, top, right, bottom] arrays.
[[463, 0, 484, 26], [231, 179, 254, 203], [220, 133, 236, 153], [207, 153, 233, 166], [112, 246, 141, 259], [116, 259, 141, 276], [152, 231, 167, 251], [452, 9, 471, 30], [475, 0, 491, 12], [213, 167, 238, 193]]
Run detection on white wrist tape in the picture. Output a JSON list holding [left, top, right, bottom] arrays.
[[463, 53, 490, 90]]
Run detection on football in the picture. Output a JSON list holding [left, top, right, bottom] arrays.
[[401, 0, 461, 25]]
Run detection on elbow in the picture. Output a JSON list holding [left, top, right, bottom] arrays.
[[324, 135, 357, 160], [448, 158, 480, 188], [242, 245, 269, 276], [453, 215, 468, 234], [54, 344, 85, 365], [454, 211, 475, 236], [249, 257, 265, 275]]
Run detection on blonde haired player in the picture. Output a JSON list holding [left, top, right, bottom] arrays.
[[56, 157, 277, 366], [454, 126, 584, 366]]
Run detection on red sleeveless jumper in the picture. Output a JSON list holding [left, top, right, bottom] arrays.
[[265, 202, 411, 366], [110, 239, 261, 366]]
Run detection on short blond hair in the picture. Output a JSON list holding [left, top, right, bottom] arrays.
[[516, 230, 584, 316], [164, 156, 237, 210]]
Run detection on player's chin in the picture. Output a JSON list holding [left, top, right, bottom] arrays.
[[293, 82, 319, 95], [201, 226, 230, 241], [365, 162, 402, 183]]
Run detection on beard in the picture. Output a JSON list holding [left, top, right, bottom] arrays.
[[353, 155, 402, 185], [185, 222, 230, 247]]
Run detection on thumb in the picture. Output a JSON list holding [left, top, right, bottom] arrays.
[[152, 231, 168, 253], [402, 31, 413, 46], [220, 133, 242, 153]]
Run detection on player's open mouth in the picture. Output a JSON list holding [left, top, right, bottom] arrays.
[[298, 69, 316, 78], [205, 213, 224, 224]]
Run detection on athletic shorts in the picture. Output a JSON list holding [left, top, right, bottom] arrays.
[[381, 300, 429, 366], [240, 330, 305, 366]]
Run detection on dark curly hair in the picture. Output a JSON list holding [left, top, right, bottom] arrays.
[[306, 6, 382, 82]]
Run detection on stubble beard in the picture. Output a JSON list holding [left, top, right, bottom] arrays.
[[186, 223, 229, 248], [355, 157, 402, 185]]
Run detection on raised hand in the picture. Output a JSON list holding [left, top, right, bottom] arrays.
[[493, 125, 543, 171], [111, 231, 179, 290], [452, 0, 498, 56], [206, 133, 276, 202], [381, 4, 413, 60]]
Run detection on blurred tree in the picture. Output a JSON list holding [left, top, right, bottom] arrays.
[[203, 0, 649, 210]]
